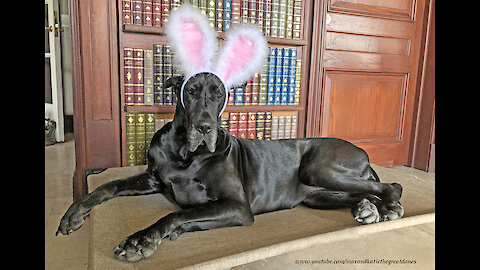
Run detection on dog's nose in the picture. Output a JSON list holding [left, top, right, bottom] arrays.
[[195, 122, 212, 134]]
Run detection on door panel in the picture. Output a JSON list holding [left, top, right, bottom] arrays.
[[307, 0, 427, 166]]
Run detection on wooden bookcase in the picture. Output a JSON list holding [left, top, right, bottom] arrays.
[[70, 0, 314, 199], [117, 1, 314, 166]]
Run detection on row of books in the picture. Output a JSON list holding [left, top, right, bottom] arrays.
[[122, 0, 302, 39], [125, 112, 297, 165], [123, 45, 302, 106]]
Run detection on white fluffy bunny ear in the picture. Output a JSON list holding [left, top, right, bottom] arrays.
[[165, 5, 217, 76], [214, 26, 268, 89]]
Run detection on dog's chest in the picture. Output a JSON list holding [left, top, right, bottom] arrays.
[[165, 177, 216, 207]]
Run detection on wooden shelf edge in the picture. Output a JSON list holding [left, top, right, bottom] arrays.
[[125, 105, 304, 114], [122, 24, 308, 46]]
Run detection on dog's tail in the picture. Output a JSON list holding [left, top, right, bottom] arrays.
[[368, 165, 381, 182]]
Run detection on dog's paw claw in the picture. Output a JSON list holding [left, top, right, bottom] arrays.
[[56, 202, 90, 236], [381, 201, 404, 221], [353, 198, 380, 225], [114, 232, 161, 262]]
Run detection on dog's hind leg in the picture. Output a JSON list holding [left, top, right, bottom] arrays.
[[57, 171, 164, 236]]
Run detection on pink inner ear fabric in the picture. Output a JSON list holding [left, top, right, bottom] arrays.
[[181, 20, 206, 71], [220, 36, 255, 82]]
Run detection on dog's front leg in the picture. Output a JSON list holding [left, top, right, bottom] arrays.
[[57, 171, 163, 236], [114, 199, 253, 262]]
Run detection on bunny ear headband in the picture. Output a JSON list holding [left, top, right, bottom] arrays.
[[165, 4, 268, 116]]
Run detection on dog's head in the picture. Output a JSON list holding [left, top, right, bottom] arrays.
[[164, 5, 267, 152], [166, 73, 226, 153]]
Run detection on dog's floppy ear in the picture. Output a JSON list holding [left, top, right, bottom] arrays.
[[213, 26, 267, 89], [165, 5, 217, 76], [163, 76, 185, 94]]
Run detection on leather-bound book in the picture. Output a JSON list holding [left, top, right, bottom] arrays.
[[161, 0, 171, 24], [163, 45, 173, 105], [257, 0, 264, 31], [258, 53, 269, 105], [263, 0, 272, 36], [256, 112, 266, 140], [292, 0, 302, 39], [221, 115, 229, 130], [270, 0, 280, 37], [143, 0, 153, 26], [231, 0, 241, 25], [207, 0, 216, 29], [133, 48, 144, 105], [124, 48, 135, 106], [228, 112, 239, 137], [153, 44, 164, 105], [274, 47, 283, 105], [126, 114, 136, 166], [144, 49, 154, 105], [285, 0, 294, 38], [277, 115, 285, 139], [223, 0, 232, 31], [290, 115, 297, 138], [243, 80, 252, 105], [284, 115, 291, 139], [145, 113, 156, 155], [271, 115, 279, 140], [132, 0, 143, 25], [264, 112, 272, 140], [216, 0, 224, 32], [288, 48, 297, 104], [227, 87, 235, 105], [266, 47, 276, 105], [251, 73, 260, 105], [247, 112, 256, 139], [152, 0, 162, 26], [238, 112, 248, 138], [280, 48, 290, 105], [122, 0, 133, 24], [278, 0, 287, 38], [294, 59, 301, 105], [135, 113, 146, 165], [248, 0, 257, 25], [234, 86, 244, 105]]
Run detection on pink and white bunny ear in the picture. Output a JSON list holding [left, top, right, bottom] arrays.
[[213, 26, 268, 89], [165, 5, 217, 76]]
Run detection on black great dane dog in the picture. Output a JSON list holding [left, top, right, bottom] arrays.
[[57, 5, 404, 262], [57, 73, 404, 262]]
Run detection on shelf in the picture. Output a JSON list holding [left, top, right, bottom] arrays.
[[122, 24, 308, 46], [124, 105, 304, 114]]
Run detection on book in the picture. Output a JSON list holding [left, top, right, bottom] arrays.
[[144, 49, 154, 105], [220, 115, 229, 130], [285, 0, 294, 38], [238, 112, 248, 138], [247, 112, 256, 139], [223, 0, 232, 31], [143, 0, 153, 26], [122, 0, 133, 24], [266, 47, 276, 105], [278, 0, 287, 38], [248, 0, 257, 25], [271, 115, 278, 139], [288, 48, 297, 104], [207, 0, 216, 29], [216, 0, 224, 32], [241, 0, 249, 24], [163, 45, 173, 105], [126, 114, 136, 166], [145, 113, 156, 155], [234, 86, 244, 105], [153, 44, 164, 105], [264, 112, 272, 140], [258, 53, 269, 105], [270, 0, 280, 37], [257, 0, 265, 31], [277, 115, 285, 139], [256, 112, 266, 140], [290, 115, 297, 138], [294, 59, 301, 105], [132, 0, 143, 25], [284, 115, 291, 139], [161, 0, 171, 24], [135, 113, 146, 165], [228, 112, 239, 137], [227, 87, 235, 105], [251, 73, 260, 105], [171, 0, 181, 12], [133, 48, 145, 105], [280, 48, 290, 105], [292, 0, 302, 39], [152, 0, 162, 26], [263, 0, 272, 36], [231, 0, 241, 25], [154, 117, 164, 132], [244, 80, 252, 105], [124, 48, 135, 106], [274, 47, 283, 105]]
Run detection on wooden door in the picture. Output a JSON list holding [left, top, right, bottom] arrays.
[[307, 0, 428, 166]]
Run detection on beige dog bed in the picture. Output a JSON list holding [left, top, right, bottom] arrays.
[[86, 164, 435, 270]]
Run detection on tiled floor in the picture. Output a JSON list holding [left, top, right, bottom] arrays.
[[45, 134, 90, 270], [45, 136, 434, 270]]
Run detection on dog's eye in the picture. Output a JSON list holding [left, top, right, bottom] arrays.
[[187, 85, 198, 94]]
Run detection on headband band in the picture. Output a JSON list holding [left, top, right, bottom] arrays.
[[180, 71, 229, 117]]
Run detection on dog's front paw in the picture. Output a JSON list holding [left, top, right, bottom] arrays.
[[114, 230, 161, 262], [352, 198, 380, 225], [380, 201, 404, 221], [56, 201, 90, 236]]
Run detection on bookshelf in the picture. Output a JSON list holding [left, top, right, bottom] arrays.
[[117, 0, 313, 166]]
